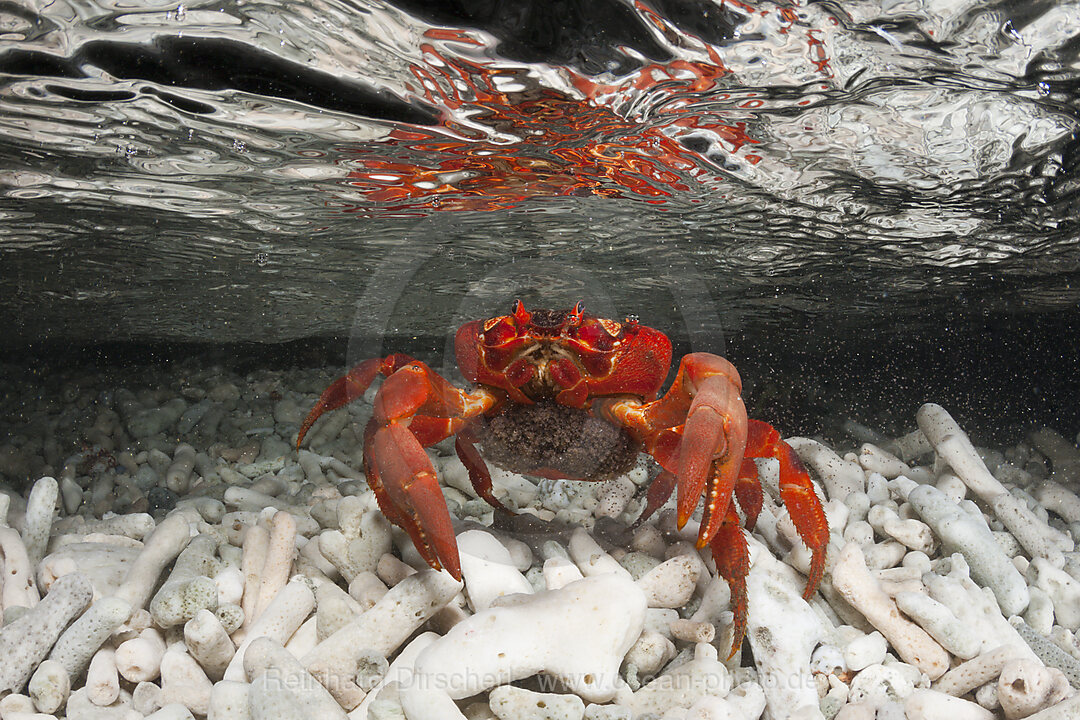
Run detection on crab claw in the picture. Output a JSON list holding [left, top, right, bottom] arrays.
[[370, 422, 461, 578], [673, 361, 748, 546], [296, 354, 416, 450], [745, 420, 829, 600]]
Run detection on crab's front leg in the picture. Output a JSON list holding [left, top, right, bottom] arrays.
[[365, 362, 500, 579], [600, 353, 749, 543], [598, 353, 828, 658], [296, 353, 417, 449]]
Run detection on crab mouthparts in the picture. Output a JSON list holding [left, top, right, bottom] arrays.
[[513, 341, 582, 399]]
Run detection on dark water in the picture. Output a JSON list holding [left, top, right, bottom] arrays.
[[1, 0, 1079, 438]]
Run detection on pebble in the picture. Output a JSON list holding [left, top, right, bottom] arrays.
[[488, 686, 585, 720]]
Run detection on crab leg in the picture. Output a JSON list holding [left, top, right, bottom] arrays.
[[744, 419, 828, 599], [632, 353, 748, 544], [710, 501, 750, 659], [295, 353, 416, 449], [363, 361, 499, 580], [454, 428, 511, 514]]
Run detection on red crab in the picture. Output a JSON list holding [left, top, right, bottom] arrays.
[[296, 301, 827, 655]]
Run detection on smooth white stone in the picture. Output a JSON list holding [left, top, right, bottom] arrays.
[[27, 659, 69, 715], [159, 648, 214, 716], [743, 538, 826, 719], [624, 630, 677, 680], [488, 685, 585, 720], [568, 528, 631, 579], [997, 659, 1072, 720], [401, 574, 645, 720], [636, 555, 700, 609], [905, 689, 996, 720], [908, 484, 1030, 616], [86, 648, 120, 706], [843, 631, 888, 673], [457, 529, 533, 612], [0, 572, 93, 694], [627, 643, 731, 717]]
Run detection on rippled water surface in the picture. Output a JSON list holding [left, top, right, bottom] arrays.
[[1, 0, 1079, 350]]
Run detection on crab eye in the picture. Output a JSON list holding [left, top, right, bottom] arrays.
[[511, 300, 532, 326]]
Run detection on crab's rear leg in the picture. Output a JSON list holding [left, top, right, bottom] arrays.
[[296, 353, 416, 449], [745, 419, 828, 599]]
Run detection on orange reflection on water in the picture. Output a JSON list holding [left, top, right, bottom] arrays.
[[338, 21, 780, 214]]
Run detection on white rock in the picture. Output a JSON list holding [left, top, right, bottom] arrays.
[[246, 637, 347, 720], [225, 575, 315, 682], [115, 513, 193, 613], [0, 572, 93, 694], [48, 596, 131, 680], [303, 569, 462, 709], [832, 542, 949, 680], [158, 648, 213, 716], [744, 538, 826, 719], [627, 643, 731, 717], [457, 529, 534, 612], [401, 574, 646, 720], [905, 689, 997, 720], [23, 476, 58, 571], [568, 528, 631, 579], [115, 628, 166, 683], [1028, 558, 1080, 630], [997, 659, 1072, 720], [932, 645, 1024, 697], [843, 631, 888, 672], [27, 659, 69, 715], [848, 662, 915, 705], [544, 556, 585, 590], [66, 686, 143, 720], [0, 527, 39, 609], [893, 590, 982, 660], [206, 680, 251, 720], [683, 682, 766, 720], [907, 484, 1030, 616], [636, 555, 700, 608], [86, 648, 120, 706], [488, 686, 585, 720], [918, 404, 1070, 565], [623, 630, 676, 684]]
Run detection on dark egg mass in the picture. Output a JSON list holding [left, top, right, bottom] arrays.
[[477, 400, 639, 482]]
